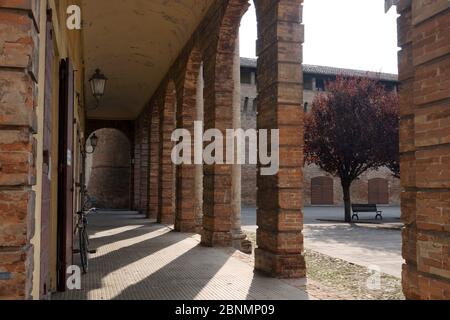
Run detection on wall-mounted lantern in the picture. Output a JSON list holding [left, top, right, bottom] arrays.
[[89, 68, 107, 107], [89, 133, 99, 153], [82, 133, 99, 155]]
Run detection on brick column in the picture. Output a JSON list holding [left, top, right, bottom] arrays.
[[254, 0, 306, 278], [133, 119, 141, 211], [200, 1, 248, 247], [0, 1, 40, 299], [139, 112, 150, 216], [399, 0, 450, 300], [149, 105, 160, 219], [158, 83, 176, 225], [175, 51, 202, 233]]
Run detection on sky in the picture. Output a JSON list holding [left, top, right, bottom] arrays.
[[239, 0, 400, 74]]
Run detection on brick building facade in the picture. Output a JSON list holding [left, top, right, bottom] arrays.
[[240, 58, 401, 206]]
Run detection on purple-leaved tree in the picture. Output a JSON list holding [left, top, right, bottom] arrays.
[[305, 77, 399, 222]]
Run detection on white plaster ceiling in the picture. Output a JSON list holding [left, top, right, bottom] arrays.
[[81, 0, 214, 120]]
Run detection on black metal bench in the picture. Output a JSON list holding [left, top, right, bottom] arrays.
[[351, 204, 383, 221]]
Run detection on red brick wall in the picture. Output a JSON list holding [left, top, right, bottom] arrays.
[[0, 1, 40, 300]]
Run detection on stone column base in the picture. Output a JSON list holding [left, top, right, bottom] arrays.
[[255, 249, 306, 279], [175, 220, 197, 233], [232, 232, 252, 254], [201, 231, 232, 247], [159, 215, 175, 225], [195, 223, 203, 235]]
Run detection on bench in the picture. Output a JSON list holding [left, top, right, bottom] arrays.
[[351, 204, 383, 221]]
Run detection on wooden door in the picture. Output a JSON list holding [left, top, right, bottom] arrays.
[[56, 58, 75, 291], [39, 10, 54, 299], [368, 178, 389, 204], [311, 176, 334, 205]]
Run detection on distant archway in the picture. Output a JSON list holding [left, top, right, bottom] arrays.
[[85, 128, 132, 209]]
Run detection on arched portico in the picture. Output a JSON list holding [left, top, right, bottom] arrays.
[[3, 0, 449, 300]]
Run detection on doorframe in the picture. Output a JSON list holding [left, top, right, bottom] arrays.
[[56, 58, 75, 292]]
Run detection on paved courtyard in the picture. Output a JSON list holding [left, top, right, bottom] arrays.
[[53, 211, 313, 300], [242, 206, 403, 278]]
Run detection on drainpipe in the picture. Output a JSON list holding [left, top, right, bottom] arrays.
[[231, 34, 251, 253], [385, 0, 400, 13], [195, 63, 204, 232]]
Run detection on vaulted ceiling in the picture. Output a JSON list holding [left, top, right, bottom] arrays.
[[81, 0, 214, 120]]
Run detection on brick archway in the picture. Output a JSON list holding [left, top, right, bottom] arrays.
[[85, 128, 132, 209], [86, 119, 134, 145]]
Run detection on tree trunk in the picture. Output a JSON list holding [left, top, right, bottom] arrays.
[[342, 181, 352, 222]]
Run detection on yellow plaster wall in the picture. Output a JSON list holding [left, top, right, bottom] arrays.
[[31, 0, 86, 299]]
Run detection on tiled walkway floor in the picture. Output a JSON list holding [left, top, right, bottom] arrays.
[[53, 211, 312, 300]]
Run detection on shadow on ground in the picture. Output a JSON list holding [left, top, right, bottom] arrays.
[[53, 210, 312, 300]]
